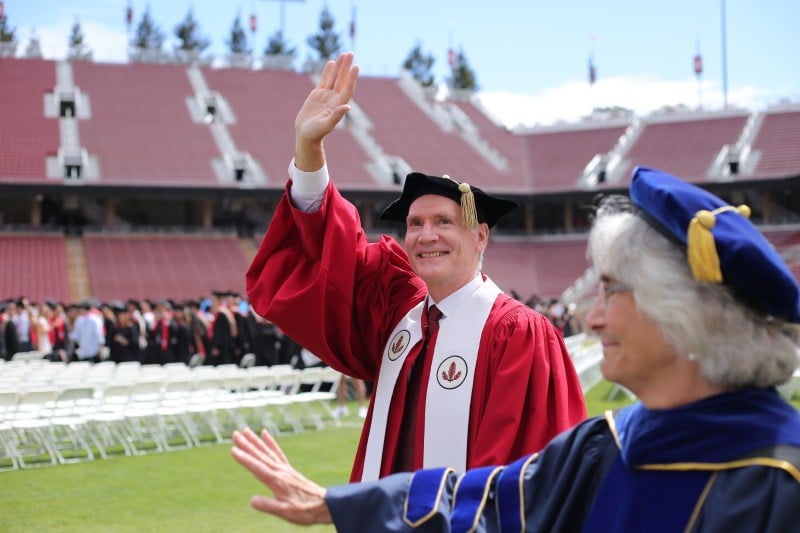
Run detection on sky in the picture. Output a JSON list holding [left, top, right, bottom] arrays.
[[4, 0, 800, 128]]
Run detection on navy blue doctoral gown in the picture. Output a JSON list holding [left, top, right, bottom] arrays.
[[325, 388, 800, 532]]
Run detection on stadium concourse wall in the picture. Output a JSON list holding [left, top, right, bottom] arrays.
[[1, 57, 800, 304]]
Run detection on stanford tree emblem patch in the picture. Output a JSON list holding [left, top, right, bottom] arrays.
[[436, 356, 468, 389], [387, 330, 411, 361]]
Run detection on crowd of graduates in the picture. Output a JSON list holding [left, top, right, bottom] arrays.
[[0, 290, 581, 366], [0, 291, 304, 367], [512, 292, 582, 338]]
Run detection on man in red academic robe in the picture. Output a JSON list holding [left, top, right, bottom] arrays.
[[246, 52, 586, 482]]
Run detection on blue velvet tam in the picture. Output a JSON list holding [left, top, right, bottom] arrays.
[[630, 166, 800, 323]]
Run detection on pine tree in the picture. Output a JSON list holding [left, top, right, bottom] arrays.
[[25, 35, 42, 58], [226, 14, 250, 55], [265, 30, 296, 56], [0, 12, 16, 42], [0, 11, 18, 57], [306, 6, 341, 61], [174, 8, 210, 52], [447, 49, 479, 91], [67, 20, 92, 60], [402, 42, 436, 87], [132, 6, 165, 51]]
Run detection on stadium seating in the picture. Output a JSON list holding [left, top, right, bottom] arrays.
[[202, 67, 378, 189], [438, 99, 528, 192], [1, 58, 799, 304], [0, 58, 59, 184], [522, 123, 629, 192], [749, 108, 800, 178], [485, 236, 590, 298], [82, 233, 250, 301], [71, 62, 219, 185], [353, 76, 515, 189], [616, 112, 749, 183], [446, 100, 527, 179], [0, 233, 71, 302]]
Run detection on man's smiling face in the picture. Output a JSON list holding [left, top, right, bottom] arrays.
[[405, 194, 487, 300]]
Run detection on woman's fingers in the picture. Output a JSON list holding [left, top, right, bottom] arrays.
[[260, 428, 289, 464]]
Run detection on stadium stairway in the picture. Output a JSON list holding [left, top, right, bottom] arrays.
[[66, 236, 91, 302], [239, 236, 259, 263]]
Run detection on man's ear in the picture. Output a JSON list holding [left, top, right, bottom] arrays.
[[476, 223, 489, 250]]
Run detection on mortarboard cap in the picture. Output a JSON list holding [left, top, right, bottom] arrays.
[[380, 172, 519, 229], [630, 166, 800, 323]]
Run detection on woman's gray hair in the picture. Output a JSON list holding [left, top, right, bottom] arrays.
[[588, 195, 799, 388]]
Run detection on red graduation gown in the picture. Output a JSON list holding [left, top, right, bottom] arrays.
[[246, 181, 587, 481]]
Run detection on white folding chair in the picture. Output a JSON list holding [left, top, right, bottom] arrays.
[[265, 369, 305, 434], [88, 383, 134, 457], [123, 379, 167, 454], [47, 385, 100, 464], [293, 367, 342, 430], [11, 387, 60, 468], [238, 367, 284, 435], [0, 390, 21, 470], [155, 377, 195, 451]]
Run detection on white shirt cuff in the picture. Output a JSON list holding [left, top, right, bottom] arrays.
[[289, 158, 329, 212]]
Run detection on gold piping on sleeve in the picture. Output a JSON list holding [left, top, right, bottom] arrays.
[[403, 467, 456, 528], [516, 453, 539, 533], [450, 466, 504, 533]]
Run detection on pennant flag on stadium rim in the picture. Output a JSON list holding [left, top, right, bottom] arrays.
[[350, 4, 356, 40]]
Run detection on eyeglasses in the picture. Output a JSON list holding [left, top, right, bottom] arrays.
[[597, 278, 633, 305]]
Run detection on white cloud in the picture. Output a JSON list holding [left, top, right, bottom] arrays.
[[476, 75, 793, 130], [79, 20, 128, 62], [20, 19, 128, 63]]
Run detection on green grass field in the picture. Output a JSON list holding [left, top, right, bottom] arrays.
[[1, 422, 361, 533], [1, 383, 797, 532]]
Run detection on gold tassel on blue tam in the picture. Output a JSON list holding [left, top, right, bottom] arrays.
[[687, 204, 751, 283]]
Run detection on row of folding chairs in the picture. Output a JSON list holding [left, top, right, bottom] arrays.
[[0, 363, 343, 471], [0, 359, 194, 391]]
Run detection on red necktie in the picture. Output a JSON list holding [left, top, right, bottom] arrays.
[[394, 304, 442, 473]]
